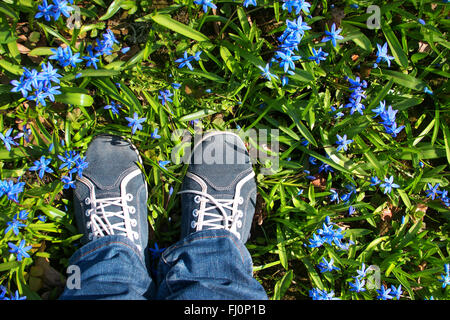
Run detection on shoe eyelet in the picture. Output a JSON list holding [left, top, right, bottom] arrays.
[[84, 197, 91, 205], [238, 196, 244, 205], [88, 233, 93, 240], [85, 209, 91, 217], [86, 222, 91, 229], [194, 195, 201, 204], [191, 221, 197, 229], [192, 209, 198, 217], [134, 232, 139, 240], [129, 206, 136, 214], [126, 193, 133, 202], [237, 220, 242, 228]]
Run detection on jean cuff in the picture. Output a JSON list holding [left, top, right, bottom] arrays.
[[68, 235, 145, 267]]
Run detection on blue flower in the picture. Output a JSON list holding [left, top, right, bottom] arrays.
[[151, 128, 161, 139], [318, 159, 334, 174], [29, 156, 54, 179], [379, 175, 400, 194], [158, 89, 174, 106], [321, 23, 344, 47], [243, 0, 257, 7], [418, 18, 426, 25], [51, 0, 74, 20], [345, 96, 365, 115], [329, 105, 344, 119], [6, 290, 27, 300], [258, 63, 279, 81], [438, 264, 450, 288], [424, 87, 433, 95], [121, 47, 130, 54], [329, 189, 339, 203], [83, 45, 100, 69], [38, 62, 62, 85], [282, 0, 311, 15], [372, 100, 386, 118], [175, 51, 195, 71], [171, 83, 181, 90], [349, 277, 366, 292], [348, 205, 356, 216], [308, 47, 328, 65], [194, 0, 217, 12], [379, 104, 398, 126], [335, 134, 353, 152], [374, 42, 395, 68], [35, 0, 54, 21], [376, 285, 393, 300], [37, 215, 47, 222], [159, 160, 171, 170], [1, 179, 25, 203], [317, 257, 340, 273], [104, 101, 122, 116], [356, 263, 368, 278], [8, 239, 32, 262], [125, 112, 147, 134], [5, 218, 27, 236], [390, 284, 402, 300], [384, 122, 405, 138], [58, 150, 80, 170], [149, 242, 166, 259], [61, 174, 76, 189], [275, 51, 301, 73], [15, 210, 30, 221], [49, 46, 82, 68], [309, 288, 339, 300], [0, 128, 20, 151], [10, 74, 32, 98], [69, 156, 89, 178], [370, 176, 381, 186], [425, 183, 442, 200]]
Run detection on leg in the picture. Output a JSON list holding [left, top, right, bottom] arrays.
[[156, 229, 267, 300], [60, 235, 154, 300], [59, 134, 154, 299], [156, 131, 268, 300]]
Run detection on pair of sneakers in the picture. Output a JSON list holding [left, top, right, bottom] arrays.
[[73, 131, 257, 257]]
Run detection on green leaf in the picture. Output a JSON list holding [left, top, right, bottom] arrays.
[[179, 109, 217, 122], [272, 270, 293, 300], [372, 69, 426, 91], [55, 87, 94, 107], [0, 261, 21, 272], [151, 14, 209, 42], [381, 20, 409, 68], [442, 122, 450, 165], [99, 0, 125, 20], [28, 47, 55, 56]]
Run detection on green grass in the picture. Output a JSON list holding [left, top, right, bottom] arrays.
[[0, 0, 449, 300]]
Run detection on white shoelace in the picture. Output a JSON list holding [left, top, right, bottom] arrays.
[[84, 194, 139, 247], [178, 189, 244, 240]]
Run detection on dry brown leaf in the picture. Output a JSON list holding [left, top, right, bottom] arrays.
[[381, 207, 392, 221], [17, 43, 30, 54]]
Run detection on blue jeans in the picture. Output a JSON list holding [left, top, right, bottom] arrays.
[[59, 229, 268, 300]]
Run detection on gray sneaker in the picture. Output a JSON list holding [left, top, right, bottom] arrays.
[[178, 131, 257, 243], [73, 134, 149, 254]]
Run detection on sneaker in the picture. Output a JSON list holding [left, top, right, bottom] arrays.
[[73, 134, 148, 254], [178, 131, 257, 243]]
